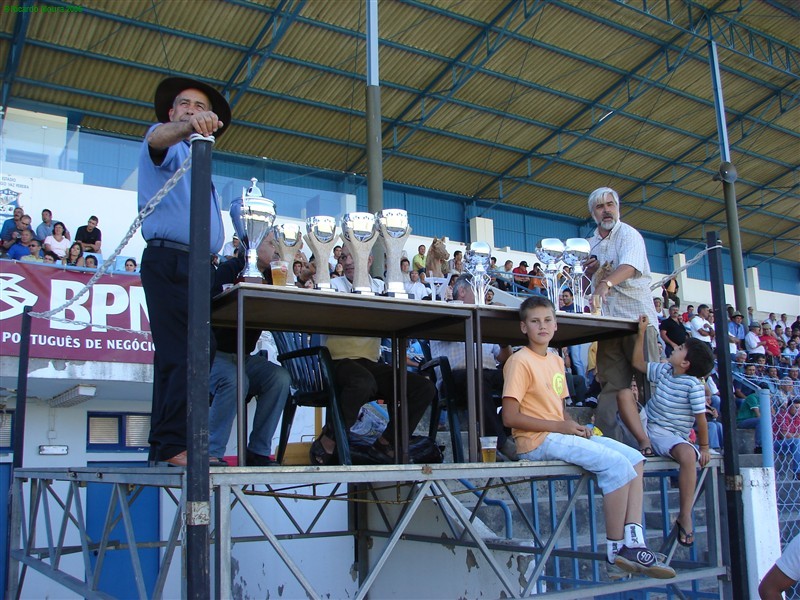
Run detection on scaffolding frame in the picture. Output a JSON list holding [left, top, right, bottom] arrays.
[[8, 458, 728, 599]]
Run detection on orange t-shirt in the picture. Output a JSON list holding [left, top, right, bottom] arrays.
[[502, 347, 569, 454]]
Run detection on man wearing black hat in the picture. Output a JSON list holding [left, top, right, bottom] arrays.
[[138, 77, 231, 467]]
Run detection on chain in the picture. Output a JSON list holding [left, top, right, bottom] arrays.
[[650, 244, 723, 291], [27, 153, 193, 334]]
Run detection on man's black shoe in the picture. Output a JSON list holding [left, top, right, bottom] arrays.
[[246, 450, 278, 467]]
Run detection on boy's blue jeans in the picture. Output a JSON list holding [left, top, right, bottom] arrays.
[[518, 432, 643, 494]]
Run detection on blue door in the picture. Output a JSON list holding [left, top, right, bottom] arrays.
[[86, 462, 159, 599]]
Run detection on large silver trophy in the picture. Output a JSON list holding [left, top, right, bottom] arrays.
[[563, 238, 592, 312], [377, 209, 411, 298], [465, 241, 492, 305], [536, 238, 565, 307], [273, 223, 303, 285], [304, 216, 337, 291], [229, 178, 276, 283], [341, 212, 378, 294]]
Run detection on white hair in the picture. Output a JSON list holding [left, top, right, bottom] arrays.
[[587, 187, 620, 215]]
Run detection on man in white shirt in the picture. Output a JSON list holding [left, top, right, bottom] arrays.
[[583, 187, 660, 440], [690, 304, 715, 349], [404, 269, 430, 299]]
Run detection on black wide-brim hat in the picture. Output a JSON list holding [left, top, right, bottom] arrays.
[[154, 77, 232, 138]]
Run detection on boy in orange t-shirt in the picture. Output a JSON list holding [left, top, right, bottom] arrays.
[[502, 295, 675, 580]]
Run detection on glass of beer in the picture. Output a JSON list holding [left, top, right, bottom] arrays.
[[479, 436, 498, 463], [270, 260, 289, 287], [591, 294, 603, 315]]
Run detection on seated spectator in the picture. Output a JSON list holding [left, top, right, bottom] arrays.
[[42, 251, 59, 264], [773, 398, 800, 479], [653, 297, 668, 320], [431, 276, 515, 460], [399, 257, 411, 282], [84, 255, 99, 269], [328, 244, 342, 274], [0, 206, 25, 243], [660, 305, 687, 358], [731, 350, 748, 374], [312, 245, 434, 465], [745, 322, 766, 362], [527, 263, 545, 295], [124, 258, 138, 272], [6, 229, 36, 261], [65, 242, 85, 267], [332, 262, 344, 278], [733, 364, 763, 406], [496, 259, 514, 291], [775, 324, 789, 344], [784, 341, 799, 369], [411, 244, 426, 274], [737, 390, 763, 453], [728, 311, 746, 352], [791, 367, 800, 396], [221, 234, 240, 261], [21, 238, 44, 262], [682, 305, 695, 324], [2, 212, 34, 254], [404, 269, 429, 300], [75, 215, 102, 253], [448, 250, 464, 274], [760, 322, 782, 365], [35, 208, 70, 242], [512, 260, 529, 287], [43, 222, 70, 259], [292, 260, 303, 281], [702, 380, 723, 451], [209, 237, 290, 466]]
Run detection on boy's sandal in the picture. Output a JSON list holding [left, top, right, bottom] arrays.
[[640, 446, 655, 458], [673, 520, 694, 547]]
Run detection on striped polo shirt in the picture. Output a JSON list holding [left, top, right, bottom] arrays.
[[644, 362, 706, 438]]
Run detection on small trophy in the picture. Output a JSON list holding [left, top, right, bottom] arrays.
[[341, 212, 378, 294], [377, 209, 411, 298], [304, 216, 338, 291], [563, 238, 592, 312], [229, 178, 276, 283], [465, 241, 492, 305], [273, 223, 303, 285], [536, 238, 565, 307]]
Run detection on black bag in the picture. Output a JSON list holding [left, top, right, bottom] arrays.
[[408, 435, 444, 464], [349, 436, 444, 465]]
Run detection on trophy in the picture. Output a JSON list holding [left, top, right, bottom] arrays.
[[273, 223, 303, 285], [304, 216, 338, 291], [229, 178, 276, 283], [563, 238, 592, 312], [536, 238, 565, 307], [377, 209, 411, 298], [465, 241, 492, 305], [340, 212, 378, 294]]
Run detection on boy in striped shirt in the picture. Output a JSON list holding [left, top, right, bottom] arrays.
[[617, 315, 715, 548]]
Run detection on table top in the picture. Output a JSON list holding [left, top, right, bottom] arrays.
[[212, 283, 637, 345]]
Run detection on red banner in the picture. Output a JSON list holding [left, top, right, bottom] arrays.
[[1, 261, 153, 363]]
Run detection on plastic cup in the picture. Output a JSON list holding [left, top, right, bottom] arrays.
[[270, 260, 289, 286], [480, 436, 498, 463]]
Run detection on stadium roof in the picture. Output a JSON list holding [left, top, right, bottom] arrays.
[[1, 0, 798, 262]]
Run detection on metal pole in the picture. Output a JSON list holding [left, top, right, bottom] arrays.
[[186, 136, 213, 599], [366, 0, 384, 280], [707, 231, 749, 600], [708, 40, 748, 314], [7, 306, 32, 599]]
